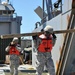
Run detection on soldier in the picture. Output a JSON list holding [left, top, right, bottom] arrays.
[[32, 25, 57, 75], [5, 37, 22, 75]]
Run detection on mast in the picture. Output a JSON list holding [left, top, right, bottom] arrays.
[[46, 0, 53, 20], [0, 0, 1, 3]]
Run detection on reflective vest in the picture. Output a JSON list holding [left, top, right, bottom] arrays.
[[38, 34, 53, 52], [9, 46, 20, 55]]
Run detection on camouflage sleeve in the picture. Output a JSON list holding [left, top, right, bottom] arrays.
[[33, 36, 41, 49], [5, 46, 10, 52], [51, 33, 57, 46], [16, 44, 22, 52], [52, 37, 57, 46]]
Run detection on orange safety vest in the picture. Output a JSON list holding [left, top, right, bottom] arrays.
[[38, 34, 53, 52], [9, 46, 20, 55]]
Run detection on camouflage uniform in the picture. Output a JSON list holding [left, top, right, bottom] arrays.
[[5, 42, 21, 75], [33, 34, 56, 75]]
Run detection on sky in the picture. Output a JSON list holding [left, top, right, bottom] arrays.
[[9, 0, 56, 33]]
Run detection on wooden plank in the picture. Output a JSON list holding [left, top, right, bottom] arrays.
[[54, 29, 75, 34], [0, 32, 43, 39], [1, 29, 75, 39]]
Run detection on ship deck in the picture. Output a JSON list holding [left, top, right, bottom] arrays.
[[0, 64, 48, 75]]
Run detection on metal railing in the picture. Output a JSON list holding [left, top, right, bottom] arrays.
[[0, 16, 13, 22], [56, 14, 75, 75]]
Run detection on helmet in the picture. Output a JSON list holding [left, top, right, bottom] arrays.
[[44, 25, 53, 33], [12, 37, 18, 42]]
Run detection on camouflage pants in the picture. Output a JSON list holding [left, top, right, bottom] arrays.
[[36, 52, 55, 75], [10, 55, 20, 75]]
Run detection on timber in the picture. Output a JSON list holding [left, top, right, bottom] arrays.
[[1, 29, 75, 39]]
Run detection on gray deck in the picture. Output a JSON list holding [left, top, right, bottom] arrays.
[[0, 64, 48, 75]]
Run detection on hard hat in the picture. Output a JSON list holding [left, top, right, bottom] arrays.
[[12, 37, 18, 42], [44, 25, 53, 33]]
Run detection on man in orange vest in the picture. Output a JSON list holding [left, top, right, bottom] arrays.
[[5, 37, 22, 75], [32, 25, 57, 75]]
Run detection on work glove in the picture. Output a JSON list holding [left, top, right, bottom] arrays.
[[41, 29, 44, 32], [32, 35, 38, 40], [9, 43, 16, 47], [20, 50, 24, 55], [52, 33, 57, 39]]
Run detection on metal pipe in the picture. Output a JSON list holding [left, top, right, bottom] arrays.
[[46, 0, 53, 20], [60, 0, 62, 12], [42, 0, 44, 18], [61, 32, 74, 75]]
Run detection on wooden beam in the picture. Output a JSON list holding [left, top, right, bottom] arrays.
[[1, 29, 75, 39]]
